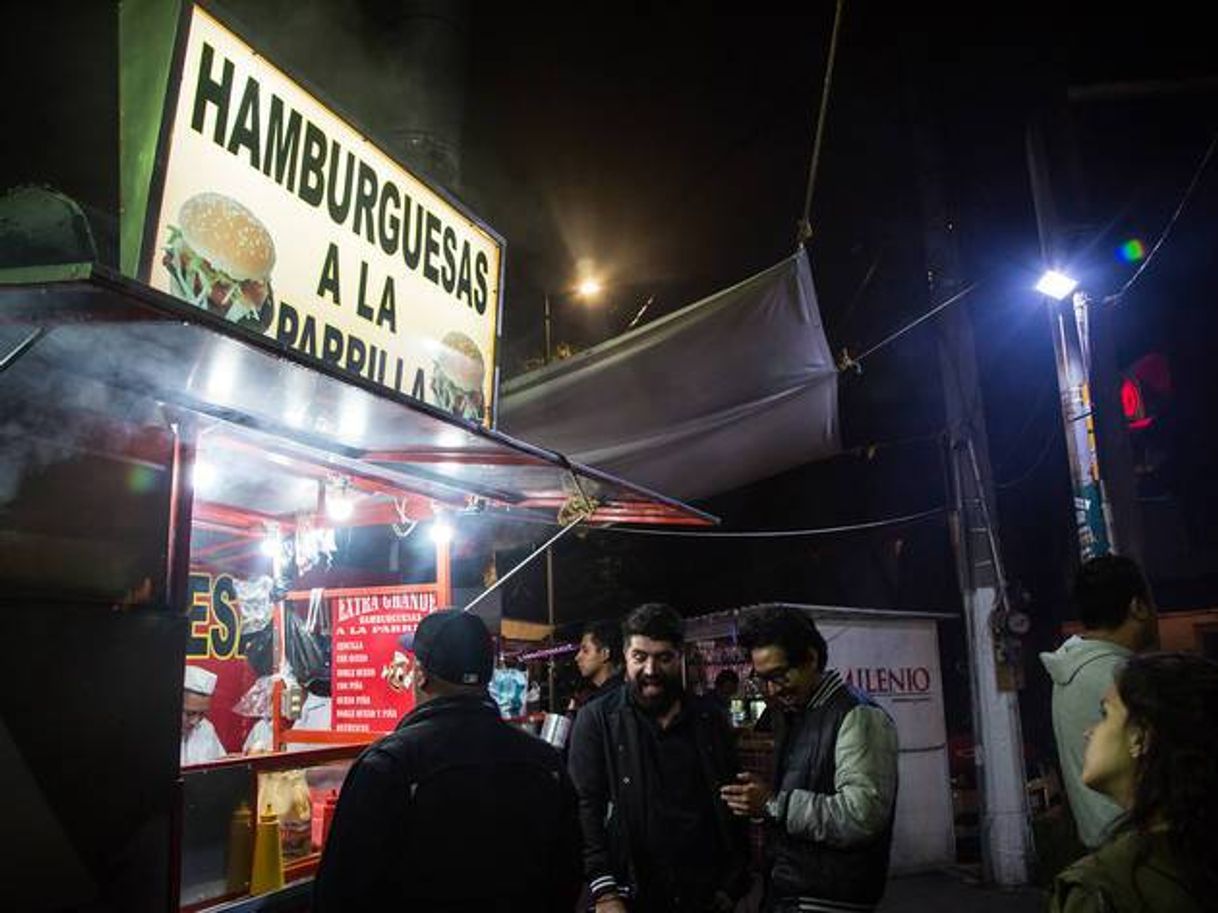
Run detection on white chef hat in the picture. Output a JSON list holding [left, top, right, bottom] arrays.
[[184, 665, 218, 696]]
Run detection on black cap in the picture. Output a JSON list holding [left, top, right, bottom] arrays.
[[413, 610, 494, 686]]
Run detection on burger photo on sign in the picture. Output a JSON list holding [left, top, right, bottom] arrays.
[[161, 192, 276, 331], [430, 331, 486, 422]]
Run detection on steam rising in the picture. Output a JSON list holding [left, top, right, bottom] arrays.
[[0, 324, 171, 504]]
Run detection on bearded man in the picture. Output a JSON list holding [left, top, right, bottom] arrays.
[[568, 603, 748, 913]]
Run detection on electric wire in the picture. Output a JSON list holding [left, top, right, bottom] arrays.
[[1107, 131, 1218, 304], [844, 282, 980, 370], [995, 426, 1058, 490], [992, 375, 1054, 479], [600, 505, 945, 539], [839, 428, 945, 460], [836, 249, 883, 334]]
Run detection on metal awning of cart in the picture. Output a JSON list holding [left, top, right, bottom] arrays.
[[0, 263, 717, 549]]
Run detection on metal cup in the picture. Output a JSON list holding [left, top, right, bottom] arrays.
[[539, 712, 572, 749]]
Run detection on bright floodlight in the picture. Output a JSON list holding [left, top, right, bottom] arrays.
[[577, 278, 602, 299], [430, 517, 455, 546], [1035, 270, 1079, 300], [192, 460, 217, 494], [327, 489, 355, 521], [260, 535, 281, 558]]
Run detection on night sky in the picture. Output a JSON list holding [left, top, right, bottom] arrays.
[[457, 2, 1218, 748], [457, 1, 1218, 608]]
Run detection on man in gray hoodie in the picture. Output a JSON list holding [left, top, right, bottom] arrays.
[[1040, 555, 1157, 848]]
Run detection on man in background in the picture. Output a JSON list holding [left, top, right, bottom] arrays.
[[571, 618, 624, 709], [1040, 554, 1158, 848], [712, 668, 740, 717], [181, 665, 226, 765], [314, 610, 582, 911]]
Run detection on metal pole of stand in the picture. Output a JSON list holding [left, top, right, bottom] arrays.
[[546, 546, 556, 712]]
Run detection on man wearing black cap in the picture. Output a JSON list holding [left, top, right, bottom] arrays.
[[313, 610, 583, 911]]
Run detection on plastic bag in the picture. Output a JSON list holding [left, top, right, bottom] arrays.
[[284, 608, 330, 689], [294, 514, 336, 577], [257, 770, 312, 858], [234, 575, 274, 633], [240, 626, 275, 678], [232, 674, 276, 719], [488, 667, 528, 720]]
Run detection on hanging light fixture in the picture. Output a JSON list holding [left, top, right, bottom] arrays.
[[326, 478, 355, 521]]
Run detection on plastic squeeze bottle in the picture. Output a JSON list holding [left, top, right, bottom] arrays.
[[249, 803, 284, 894]]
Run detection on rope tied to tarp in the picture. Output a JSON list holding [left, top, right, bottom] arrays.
[[558, 466, 600, 526], [796, 0, 847, 249]]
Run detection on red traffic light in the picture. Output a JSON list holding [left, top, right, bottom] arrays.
[[1121, 377, 1151, 430], [1121, 353, 1171, 431]]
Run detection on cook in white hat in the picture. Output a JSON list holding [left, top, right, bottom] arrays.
[[181, 665, 227, 765]]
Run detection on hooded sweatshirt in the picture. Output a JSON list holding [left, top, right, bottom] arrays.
[[1040, 635, 1131, 848]]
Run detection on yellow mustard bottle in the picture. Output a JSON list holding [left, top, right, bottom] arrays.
[[249, 803, 284, 894]]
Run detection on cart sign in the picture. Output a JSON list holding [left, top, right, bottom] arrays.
[[330, 585, 439, 733], [185, 570, 258, 753], [143, 4, 502, 425]]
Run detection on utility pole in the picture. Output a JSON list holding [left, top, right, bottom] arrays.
[[1027, 112, 1143, 563], [910, 87, 1033, 885], [546, 545, 556, 709]]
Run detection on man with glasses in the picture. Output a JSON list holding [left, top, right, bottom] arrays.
[[721, 605, 898, 913], [568, 603, 748, 913]]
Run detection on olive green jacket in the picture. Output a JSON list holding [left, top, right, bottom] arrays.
[[1048, 830, 1200, 913]]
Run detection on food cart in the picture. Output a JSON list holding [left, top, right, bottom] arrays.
[[0, 261, 714, 911], [0, 5, 714, 910]]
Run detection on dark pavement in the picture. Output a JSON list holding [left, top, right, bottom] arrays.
[[879, 868, 1046, 913]]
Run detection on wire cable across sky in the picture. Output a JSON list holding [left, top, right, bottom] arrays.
[[600, 505, 945, 539], [1107, 130, 1218, 305]]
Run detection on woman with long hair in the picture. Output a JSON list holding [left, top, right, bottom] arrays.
[[1049, 651, 1218, 912]]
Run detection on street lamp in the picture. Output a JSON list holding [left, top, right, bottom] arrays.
[[544, 276, 603, 364], [1035, 269, 1114, 559], [1034, 269, 1078, 300]]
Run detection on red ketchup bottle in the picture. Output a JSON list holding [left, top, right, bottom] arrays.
[[319, 790, 339, 849]]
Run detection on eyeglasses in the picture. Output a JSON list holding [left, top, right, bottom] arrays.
[[749, 666, 794, 688]]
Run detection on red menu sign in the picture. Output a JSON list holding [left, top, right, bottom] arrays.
[[330, 585, 439, 733]]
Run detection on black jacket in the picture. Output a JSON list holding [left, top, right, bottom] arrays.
[[313, 694, 583, 912], [567, 686, 749, 909], [588, 671, 624, 704]]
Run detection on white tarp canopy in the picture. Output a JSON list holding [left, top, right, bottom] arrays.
[[500, 250, 840, 501]]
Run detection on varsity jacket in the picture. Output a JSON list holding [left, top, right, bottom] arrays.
[[765, 670, 899, 913]]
